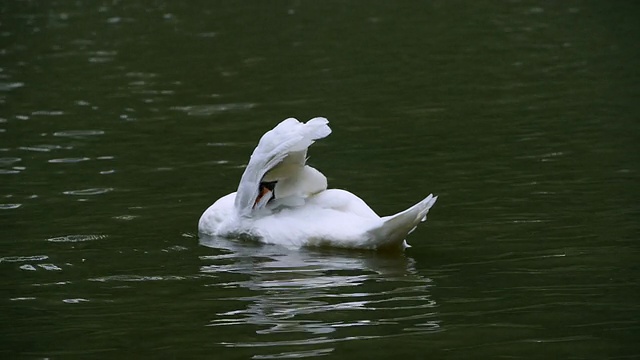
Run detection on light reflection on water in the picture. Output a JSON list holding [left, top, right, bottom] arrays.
[[200, 235, 440, 357]]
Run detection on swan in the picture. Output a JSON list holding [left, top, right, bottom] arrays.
[[198, 117, 437, 251]]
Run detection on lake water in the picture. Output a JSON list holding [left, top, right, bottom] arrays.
[[2, 1, 639, 359]]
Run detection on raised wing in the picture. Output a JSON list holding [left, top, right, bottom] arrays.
[[234, 117, 331, 217]]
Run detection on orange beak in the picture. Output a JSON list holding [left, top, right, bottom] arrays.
[[253, 187, 272, 208]]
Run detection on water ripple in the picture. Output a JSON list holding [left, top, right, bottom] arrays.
[[53, 130, 105, 137], [32, 110, 64, 116], [63, 298, 90, 304], [0, 82, 24, 91], [112, 214, 138, 221], [0, 157, 21, 166], [0, 203, 21, 209], [19, 144, 66, 152], [0, 255, 49, 263], [63, 188, 113, 196], [171, 103, 256, 116], [252, 347, 334, 359], [48, 157, 91, 163], [199, 236, 439, 356], [38, 264, 62, 271], [88, 275, 187, 282], [47, 234, 108, 243]]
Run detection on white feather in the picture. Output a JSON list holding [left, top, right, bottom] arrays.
[[199, 117, 437, 251]]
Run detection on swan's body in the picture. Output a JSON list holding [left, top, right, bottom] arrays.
[[198, 117, 437, 251]]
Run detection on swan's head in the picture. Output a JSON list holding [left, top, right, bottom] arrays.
[[253, 180, 276, 208]]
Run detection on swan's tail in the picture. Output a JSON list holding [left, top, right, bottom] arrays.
[[367, 194, 438, 251]]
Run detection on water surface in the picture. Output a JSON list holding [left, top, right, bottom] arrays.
[[1, 1, 639, 359]]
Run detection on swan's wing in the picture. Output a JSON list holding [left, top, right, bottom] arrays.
[[234, 117, 331, 217]]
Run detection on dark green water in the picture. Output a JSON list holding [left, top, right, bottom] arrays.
[[2, 1, 639, 359]]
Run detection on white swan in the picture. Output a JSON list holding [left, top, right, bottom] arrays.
[[198, 117, 437, 251]]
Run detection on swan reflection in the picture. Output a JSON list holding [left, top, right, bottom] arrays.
[[199, 235, 440, 357]]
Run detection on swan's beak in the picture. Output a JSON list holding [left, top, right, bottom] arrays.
[[253, 187, 272, 208], [253, 181, 277, 209]]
